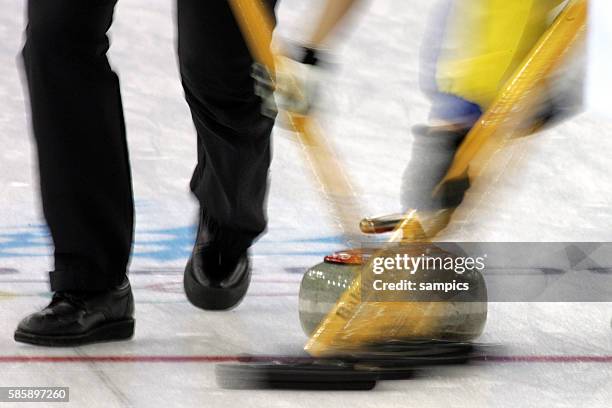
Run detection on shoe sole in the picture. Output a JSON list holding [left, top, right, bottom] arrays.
[[14, 318, 135, 347], [184, 259, 251, 311]]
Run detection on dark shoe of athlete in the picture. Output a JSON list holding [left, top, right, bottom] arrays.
[[184, 222, 251, 311], [14, 279, 134, 347]]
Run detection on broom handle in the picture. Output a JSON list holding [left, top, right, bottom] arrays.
[[229, 0, 363, 242]]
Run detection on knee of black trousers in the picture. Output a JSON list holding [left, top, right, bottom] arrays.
[[23, 0, 115, 65], [177, 0, 278, 133], [179, 60, 271, 134]]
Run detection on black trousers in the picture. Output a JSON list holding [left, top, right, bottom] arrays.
[[22, 0, 276, 292]]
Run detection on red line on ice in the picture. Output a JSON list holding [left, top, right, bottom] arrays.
[[0, 355, 240, 363], [0, 355, 611, 364], [480, 355, 612, 363]]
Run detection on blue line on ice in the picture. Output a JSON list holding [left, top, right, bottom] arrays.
[[0, 225, 344, 260]]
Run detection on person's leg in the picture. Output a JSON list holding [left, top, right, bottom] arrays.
[[177, 0, 277, 310], [401, 127, 469, 213], [22, 0, 133, 291], [15, 0, 135, 346], [178, 0, 276, 256]]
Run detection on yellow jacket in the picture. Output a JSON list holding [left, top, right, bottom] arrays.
[[436, 0, 565, 109]]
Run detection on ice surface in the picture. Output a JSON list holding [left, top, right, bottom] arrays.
[[0, 0, 610, 406], [586, 0, 612, 119]]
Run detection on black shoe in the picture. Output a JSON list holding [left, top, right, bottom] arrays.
[[184, 227, 251, 311], [14, 279, 135, 347]]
